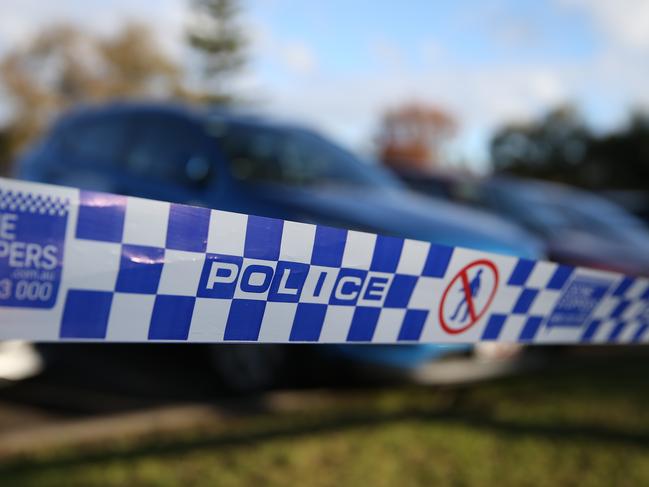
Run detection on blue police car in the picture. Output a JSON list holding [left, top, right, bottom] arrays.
[[16, 102, 543, 391]]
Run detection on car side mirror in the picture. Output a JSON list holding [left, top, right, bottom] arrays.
[[184, 156, 212, 186]]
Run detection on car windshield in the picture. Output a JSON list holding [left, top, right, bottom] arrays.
[[210, 120, 400, 189], [494, 182, 649, 242]]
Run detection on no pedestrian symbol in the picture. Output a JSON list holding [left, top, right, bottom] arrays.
[[439, 259, 499, 334]]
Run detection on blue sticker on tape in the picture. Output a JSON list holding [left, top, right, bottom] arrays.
[[547, 276, 612, 328], [0, 189, 69, 308]]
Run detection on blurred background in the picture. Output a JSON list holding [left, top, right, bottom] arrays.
[[1, 1, 649, 485]]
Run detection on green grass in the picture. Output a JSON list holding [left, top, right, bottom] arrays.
[[2, 351, 649, 487]]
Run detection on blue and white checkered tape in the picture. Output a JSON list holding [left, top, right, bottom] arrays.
[[1, 177, 648, 344]]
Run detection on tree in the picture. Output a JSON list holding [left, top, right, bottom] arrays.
[[490, 105, 590, 184], [584, 113, 649, 189], [0, 23, 182, 174], [0, 128, 15, 176], [490, 106, 649, 191], [376, 102, 457, 172], [98, 23, 183, 99], [186, 0, 247, 103]]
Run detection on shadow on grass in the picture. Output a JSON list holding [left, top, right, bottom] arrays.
[[2, 348, 649, 477], [1, 400, 649, 477]]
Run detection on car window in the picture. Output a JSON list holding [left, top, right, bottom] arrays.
[[451, 181, 487, 206], [126, 116, 215, 185], [487, 185, 577, 235], [60, 115, 130, 167], [554, 197, 649, 241], [211, 122, 399, 189], [490, 182, 649, 241], [406, 178, 455, 200]]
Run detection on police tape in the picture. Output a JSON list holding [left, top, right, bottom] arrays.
[[1, 177, 648, 345]]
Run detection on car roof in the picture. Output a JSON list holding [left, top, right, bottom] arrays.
[[484, 176, 645, 223], [488, 175, 575, 193], [55, 100, 308, 134]]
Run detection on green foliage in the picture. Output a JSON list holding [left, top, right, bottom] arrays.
[[491, 105, 649, 191], [0, 23, 184, 172], [0, 0, 248, 171], [0, 128, 13, 176], [186, 0, 248, 103], [3, 353, 649, 486]]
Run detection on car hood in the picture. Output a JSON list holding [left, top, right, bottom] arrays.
[[252, 184, 543, 259]]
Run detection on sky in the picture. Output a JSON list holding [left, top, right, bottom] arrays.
[[1, 0, 648, 171]]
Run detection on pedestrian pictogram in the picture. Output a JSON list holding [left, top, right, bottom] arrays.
[[439, 259, 499, 334]]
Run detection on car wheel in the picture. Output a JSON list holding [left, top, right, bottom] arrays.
[[207, 344, 287, 393]]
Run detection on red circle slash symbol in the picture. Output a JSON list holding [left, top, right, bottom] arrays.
[[439, 259, 499, 334]]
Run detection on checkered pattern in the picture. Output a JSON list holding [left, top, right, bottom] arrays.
[[60, 190, 458, 342], [478, 259, 574, 342], [0, 189, 69, 216], [4, 179, 649, 345], [479, 259, 649, 344], [580, 277, 649, 344]]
